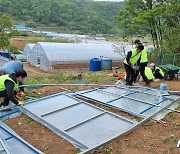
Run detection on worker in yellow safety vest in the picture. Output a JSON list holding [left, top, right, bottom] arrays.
[[145, 67, 154, 81], [0, 70, 27, 108], [133, 39, 150, 86], [149, 63, 164, 79], [124, 44, 144, 85]]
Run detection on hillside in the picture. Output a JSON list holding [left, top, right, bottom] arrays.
[[0, 0, 124, 34]]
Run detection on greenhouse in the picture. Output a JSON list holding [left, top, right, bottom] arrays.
[[23, 43, 35, 62], [29, 42, 133, 71]]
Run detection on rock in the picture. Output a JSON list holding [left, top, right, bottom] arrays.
[[170, 134, 175, 138]]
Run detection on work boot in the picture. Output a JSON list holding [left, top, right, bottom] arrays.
[[0, 104, 12, 112]]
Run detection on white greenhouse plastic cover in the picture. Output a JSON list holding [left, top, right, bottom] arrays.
[[30, 42, 135, 70], [23, 43, 35, 60]]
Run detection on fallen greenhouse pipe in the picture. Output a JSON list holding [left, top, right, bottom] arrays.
[[18, 83, 115, 88]]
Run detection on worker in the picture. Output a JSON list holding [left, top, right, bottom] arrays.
[[144, 67, 154, 81], [0, 69, 27, 108], [134, 39, 150, 86], [150, 63, 164, 79], [124, 44, 144, 85], [0, 61, 25, 92]]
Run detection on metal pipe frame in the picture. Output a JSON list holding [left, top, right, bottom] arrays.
[[80, 97, 180, 154], [76, 93, 145, 118], [0, 121, 43, 154], [0, 108, 20, 119], [21, 107, 89, 151], [21, 92, 138, 152], [115, 85, 176, 101], [76, 87, 155, 118], [0, 138, 10, 154], [96, 88, 180, 114]]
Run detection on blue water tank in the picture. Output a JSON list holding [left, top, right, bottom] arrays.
[[1, 53, 10, 58], [89, 58, 101, 71], [101, 58, 112, 70]]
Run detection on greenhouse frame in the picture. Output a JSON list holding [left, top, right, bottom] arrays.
[[29, 42, 134, 71], [23, 43, 35, 62]]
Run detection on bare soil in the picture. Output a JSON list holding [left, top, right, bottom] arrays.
[[4, 63, 180, 154]]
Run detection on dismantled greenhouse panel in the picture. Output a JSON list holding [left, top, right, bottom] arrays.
[[0, 121, 43, 154], [76, 86, 176, 118], [22, 93, 136, 152]]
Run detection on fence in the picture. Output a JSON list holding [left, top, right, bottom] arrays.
[[158, 53, 180, 66]]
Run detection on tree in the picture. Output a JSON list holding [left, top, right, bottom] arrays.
[[112, 39, 129, 59], [116, 0, 180, 53], [0, 13, 15, 50]]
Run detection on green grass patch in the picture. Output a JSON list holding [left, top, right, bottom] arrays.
[[169, 113, 176, 121], [29, 37, 74, 44], [163, 138, 171, 143], [177, 105, 180, 110], [104, 147, 112, 152], [25, 71, 114, 86], [18, 117, 33, 125]]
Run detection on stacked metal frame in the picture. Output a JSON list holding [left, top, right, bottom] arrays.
[[0, 121, 43, 154], [75, 86, 177, 119], [0, 138, 10, 154], [19, 86, 179, 153]]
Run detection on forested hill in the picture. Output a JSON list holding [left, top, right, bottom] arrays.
[[0, 0, 124, 34]]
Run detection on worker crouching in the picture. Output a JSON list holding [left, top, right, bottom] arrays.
[[0, 70, 27, 107], [150, 63, 164, 79]]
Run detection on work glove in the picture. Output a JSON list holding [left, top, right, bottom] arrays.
[[18, 101, 25, 106]]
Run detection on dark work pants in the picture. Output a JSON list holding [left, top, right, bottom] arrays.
[[0, 90, 17, 106], [134, 70, 139, 82], [154, 72, 164, 79], [124, 64, 135, 85], [139, 62, 150, 84]]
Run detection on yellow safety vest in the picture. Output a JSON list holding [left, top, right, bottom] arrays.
[[145, 67, 154, 80], [124, 49, 141, 66], [154, 66, 164, 77], [0, 75, 19, 91], [140, 47, 148, 63]]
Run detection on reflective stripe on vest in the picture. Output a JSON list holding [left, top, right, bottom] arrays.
[[155, 66, 164, 77], [0, 75, 19, 91], [124, 49, 141, 66], [145, 67, 154, 80], [140, 47, 148, 63]]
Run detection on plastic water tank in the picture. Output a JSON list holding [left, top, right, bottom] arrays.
[[1, 53, 10, 58], [101, 58, 112, 70], [160, 83, 168, 90], [89, 58, 101, 71]]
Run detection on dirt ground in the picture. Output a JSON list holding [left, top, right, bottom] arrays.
[[4, 63, 180, 154]]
